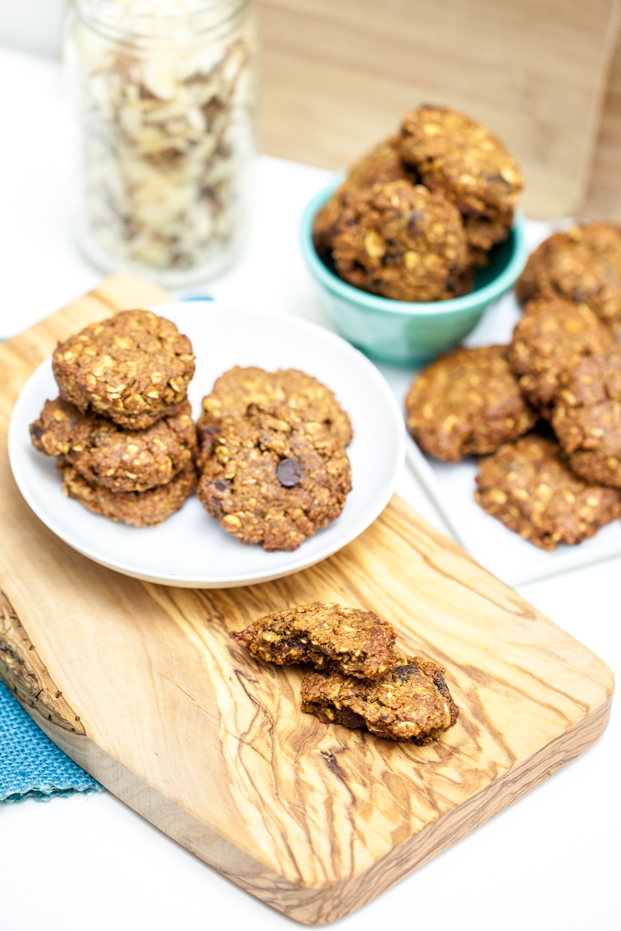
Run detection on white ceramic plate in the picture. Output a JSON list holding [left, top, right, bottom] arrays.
[[9, 303, 405, 588]]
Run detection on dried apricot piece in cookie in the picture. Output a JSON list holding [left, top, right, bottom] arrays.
[[516, 222, 621, 333], [331, 179, 469, 301], [398, 104, 523, 218], [196, 405, 351, 552], [52, 309, 195, 430], [507, 295, 616, 418], [60, 461, 197, 527], [405, 344, 537, 462], [301, 655, 459, 743], [197, 365, 353, 448], [30, 397, 196, 493], [552, 348, 621, 487], [474, 434, 621, 550], [231, 602, 397, 679]]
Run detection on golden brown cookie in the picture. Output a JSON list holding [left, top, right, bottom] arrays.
[[312, 136, 415, 259], [516, 222, 621, 333], [196, 405, 352, 551], [474, 433, 621, 550], [463, 210, 514, 266], [398, 104, 523, 219], [231, 602, 397, 679], [301, 655, 459, 743], [552, 348, 621, 487], [331, 179, 469, 301], [59, 460, 197, 527], [196, 366, 353, 448], [52, 309, 195, 430], [507, 295, 617, 418], [405, 345, 538, 462], [30, 397, 196, 493]]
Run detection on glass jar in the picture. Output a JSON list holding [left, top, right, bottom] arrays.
[[63, 0, 257, 287]]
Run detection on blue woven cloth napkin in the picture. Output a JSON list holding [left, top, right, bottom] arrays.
[[0, 680, 103, 804]]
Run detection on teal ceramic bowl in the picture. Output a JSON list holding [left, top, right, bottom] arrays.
[[300, 181, 528, 366]]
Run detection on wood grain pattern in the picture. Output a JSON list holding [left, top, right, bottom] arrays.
[[0, 277, 614, 924], [584, 23, 621, 221], [254, 0, 621, 219]]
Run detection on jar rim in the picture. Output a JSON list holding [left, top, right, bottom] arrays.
[[75, 0, 250, 42]]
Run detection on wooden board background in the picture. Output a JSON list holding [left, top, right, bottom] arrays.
[[0, 276, 614, 924], [254, 0, 621, 220]]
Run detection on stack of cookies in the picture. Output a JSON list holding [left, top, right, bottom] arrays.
[[313, 104, 523, 302], [193, 366, 353, 551], [30, 309, 198, 527], [405, 221, 621, 551], [231, 602, 459, 745]]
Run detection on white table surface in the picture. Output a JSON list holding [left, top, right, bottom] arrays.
[[1, 45, 619, 931]]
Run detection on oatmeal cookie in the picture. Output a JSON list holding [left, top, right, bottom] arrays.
[[552, 348, 621, 487], [331, 179, 469, 302], [463, 210, 514, 266], [508, 295, 616, 418], [196, 405, 352, 551], [516, 222, 621, 333], [405, 345, 537, 462], [52, 309, 195, 429], [398, 105, 523, 219], [30, 397, 196, 493], [474, 434, 621, 550], [197, 366, 353, 448], [312, 136, 414, 259], [59, 460, 197, 527], [231, 602, 397, 679], [301, 655, 459, 743]]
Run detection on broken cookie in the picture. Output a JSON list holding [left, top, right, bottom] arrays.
[[231, 602, 398, 679], [301, 655, 459, 744]]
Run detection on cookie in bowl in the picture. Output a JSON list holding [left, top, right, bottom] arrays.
[[300, 104, 527, 365]]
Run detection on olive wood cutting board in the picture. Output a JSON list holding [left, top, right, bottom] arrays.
[[0, 276, 614, 925]]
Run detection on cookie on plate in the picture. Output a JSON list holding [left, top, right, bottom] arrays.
[[197, 366, 353, 449], [508, 295, 617, 418], [331, 179, 469, 302], [398, 104, 523, 219], [59, 460, 197, 527], [196, 404, 352, 551], [30, 397, 196, 493], [52, 309, 195, 430], [516, 222, 621, 333], [301, 655, 459, 743], [552, 348, 621, 487], [405, 344, 537, 462], [231, 602, 397, 679], [474, 433, 621, 550]]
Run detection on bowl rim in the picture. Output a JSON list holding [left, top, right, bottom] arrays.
[[300, 178, 528, 317]]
